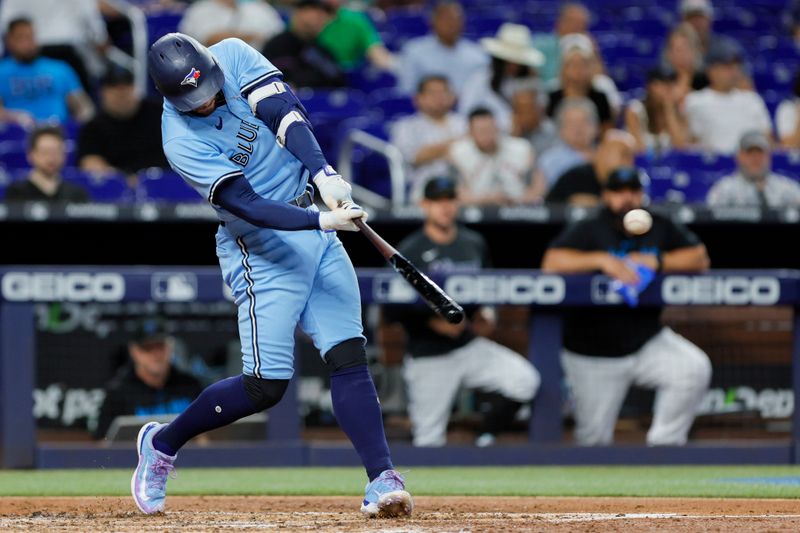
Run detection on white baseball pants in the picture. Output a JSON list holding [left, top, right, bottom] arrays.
[[403, 337, 540, 447], [561, 327, 712, 446]]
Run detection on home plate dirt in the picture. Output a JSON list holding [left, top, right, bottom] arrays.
[[1, 496, 800, 532]]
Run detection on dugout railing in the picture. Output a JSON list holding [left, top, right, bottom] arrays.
[[1, 267, 799, 468]]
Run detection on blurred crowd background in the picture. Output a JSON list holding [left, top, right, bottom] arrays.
[[0, 0, 798, 208]]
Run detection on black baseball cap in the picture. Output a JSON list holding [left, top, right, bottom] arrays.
[[101, 66, 135, 87], [647, 65, 677, 83], [424, 176, 457, 200], [706, 40, 743, 66], [605, 166, 645, 191], [131, 317, 170, 345], [295, 0, 333, 11]]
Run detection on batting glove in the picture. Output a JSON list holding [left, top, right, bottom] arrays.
[[313, 165, 353, 211], [318, 203, 368, 232]]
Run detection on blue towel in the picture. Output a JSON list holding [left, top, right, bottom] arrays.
[[610, 260, 656, 307]]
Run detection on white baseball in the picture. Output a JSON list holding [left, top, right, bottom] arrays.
[[623, 209, 652, 235]]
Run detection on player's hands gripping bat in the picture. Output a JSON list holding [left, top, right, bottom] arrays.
[[353, 218, 465, 324], [319, 203, 368, 231]]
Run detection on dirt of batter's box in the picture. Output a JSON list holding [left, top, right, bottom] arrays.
[[1, 496, 800, 532]]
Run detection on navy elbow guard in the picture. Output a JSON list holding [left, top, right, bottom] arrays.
[[247, 79, 328, 175]]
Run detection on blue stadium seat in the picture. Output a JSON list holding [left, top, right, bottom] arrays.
[[296, 88, 369, 161], [0, 123, 28, 142], [640, 152, 736, 203], [366, 89, 415, 121], [771, 152, 800, 179], [60, 169, 131, 202], [347, 68, 398, 97], [384, 10, 428, 39], [146, 12, 183, 43], [140, 170, 201, 202], [0, 140, 29, 169]]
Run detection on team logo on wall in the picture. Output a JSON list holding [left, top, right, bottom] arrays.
[[181, 67, 201, 87]]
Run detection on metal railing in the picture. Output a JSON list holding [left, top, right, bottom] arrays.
[[103, 0, 149, 97], [337, 129, 407, 208]]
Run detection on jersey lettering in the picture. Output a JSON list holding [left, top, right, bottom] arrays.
[[230, 120, 260, 167]]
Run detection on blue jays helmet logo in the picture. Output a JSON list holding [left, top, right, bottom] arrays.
[[181, 67, 201, 87]]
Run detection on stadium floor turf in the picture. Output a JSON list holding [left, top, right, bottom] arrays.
[[3, 466, 800, 498]]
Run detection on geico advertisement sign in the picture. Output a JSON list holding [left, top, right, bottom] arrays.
[[444, 274, 566, 304], [1, 272, 126, 302], [661, 276, 780, 305]]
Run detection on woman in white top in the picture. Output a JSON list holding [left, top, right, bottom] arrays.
[[776, 72, 800, 149], [459, 23, 544, 133], [625, 66, 690, 155]]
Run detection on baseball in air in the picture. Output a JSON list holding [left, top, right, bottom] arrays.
[[623, 209, 652, 235]]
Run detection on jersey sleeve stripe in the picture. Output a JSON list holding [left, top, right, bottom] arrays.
[[240, 70, 281, 96], [208, 170, 245, 206]]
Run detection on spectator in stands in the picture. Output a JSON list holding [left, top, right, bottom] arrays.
[[679, 0, 741, 60], [0, 18, 95, 126], [546, 35, 613, 134], [662, 24, 708, 103], [391, 75, 466, 200], [510, 87, 559, 157], [542, 166, 712, 446], [625, 67, 689, 155], [459, 23, 544, 132], [546, 129, 636, 206], [261, 0, 345, 89], [535, 97, 596, 189], [316, 0, 395, 71], [381, 176, 540, 447], [77, 67, 168, 176], [93, 317, 203, 440], [178, 0, 284, 50], [448, 108, 537, 205], [776, 71, 800, 149], [684, 40, 772, 154], [0, 0, 109, 93], [5, 126, 89, 202], [531, 2, 590, 85], [707, 130, 800, 207], [786, 0, 800, 44], [396, 1, 488, 99]]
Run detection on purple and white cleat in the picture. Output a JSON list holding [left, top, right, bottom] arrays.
[[360, 469, 413, 518], [131, 422, 176, 514]]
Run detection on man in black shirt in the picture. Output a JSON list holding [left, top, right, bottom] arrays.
[[542, 166, 712, 446], [5, 126, 89, 202], [261, 0, 345, 89], [383, 176, 540, 447], [546, 129, 636, 206], [93, 317, 203, 440], [77, 67, 168, 175]]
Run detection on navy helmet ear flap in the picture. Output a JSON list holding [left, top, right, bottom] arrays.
[[148, 33, 225, 112]]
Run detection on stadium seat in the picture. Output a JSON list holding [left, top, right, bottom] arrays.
[[366, 89, 415, 121], [62, 170, 131, 202], [347, 68, 399, 97], [139, 170, 201, 202]]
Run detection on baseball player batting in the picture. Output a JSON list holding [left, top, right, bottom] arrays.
[[132, 33, 412, 518]]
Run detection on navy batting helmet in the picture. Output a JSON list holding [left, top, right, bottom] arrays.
[[148, 33, 225, 112]]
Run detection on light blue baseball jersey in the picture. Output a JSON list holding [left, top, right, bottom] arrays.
[[161, 38, 308, 222], [159, 38, 365, 379]]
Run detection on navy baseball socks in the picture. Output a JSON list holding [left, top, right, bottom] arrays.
[[330, 364, 413, 517]]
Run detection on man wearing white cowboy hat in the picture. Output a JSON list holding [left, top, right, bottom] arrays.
[[459, 22, 544, 133]]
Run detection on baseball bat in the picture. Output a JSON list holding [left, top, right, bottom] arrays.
[[353, 218, 465, 324]]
